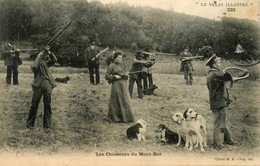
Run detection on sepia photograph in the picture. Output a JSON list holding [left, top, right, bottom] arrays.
[[0, 0, 259, 165]]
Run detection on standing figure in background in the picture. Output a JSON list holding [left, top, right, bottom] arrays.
[[142, 51, 155, 93], [1, 42, 22, 85], [26, 46, 57, 130], [180, 46, 193, 85], [105, 51, 135, 123], [206, 54, 238, 150], [129, 51, 144, 99], [85, 41, 101, 85]]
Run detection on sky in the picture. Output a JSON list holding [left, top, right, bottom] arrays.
[[93, 0, 260, 21]]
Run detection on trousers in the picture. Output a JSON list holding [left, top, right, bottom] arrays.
[[88, 63, 100, 84], [6, 64, 18, 85], [129, 76, 143, 99], [27, 80, 53, 128], [213, 107, 233, 146], [143, 73, 153, 90], [183, 64, 193, 84]]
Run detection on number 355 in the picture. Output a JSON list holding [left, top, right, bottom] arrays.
[[227, 8, 236, 12]]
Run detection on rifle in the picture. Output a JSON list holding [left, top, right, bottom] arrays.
[[16, 49, 39, 52], [29, 21, 72, 60], [43, 21, 72, 48], [143, 51, 176, 56], [181, 56, 204, 61], [129, 70, 147, 75], [107, 73, 128, 84], [91, 47, 109, 61]]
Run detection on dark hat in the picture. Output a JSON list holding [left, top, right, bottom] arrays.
[[205, 54, 220, 66], [223, 72, 233, 89]]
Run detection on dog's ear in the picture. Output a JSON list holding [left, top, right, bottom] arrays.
[[183, 109, 188, 119]]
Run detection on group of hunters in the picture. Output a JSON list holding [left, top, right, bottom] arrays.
[[1, 40, 238, 149]]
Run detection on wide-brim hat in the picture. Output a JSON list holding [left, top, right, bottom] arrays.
[[223, 72, 233, 89], [205, 54, 220, 66]]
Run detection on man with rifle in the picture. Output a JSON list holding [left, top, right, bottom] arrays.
[[26, 21, 71, 131], [26, 46, 57, 131], [1, 41, 22, 85], [180, 46, 194, 85], [85, 41, 101, 85], [129, 51, 144, 99]]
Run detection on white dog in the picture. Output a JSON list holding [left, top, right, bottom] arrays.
[[171, 112, 205, 152], [183, 108, 207, 148], [126, 119, 146, 141]]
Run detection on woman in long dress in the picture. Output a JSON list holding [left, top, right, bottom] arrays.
[[105, 51, 135, 123]]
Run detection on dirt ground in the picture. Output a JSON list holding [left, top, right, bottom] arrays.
[[0, 52, 259, 165]]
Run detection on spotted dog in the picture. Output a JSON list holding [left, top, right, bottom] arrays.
[[126, 119, 146, 141], [183, 108, 207, 148], [171, 112, 205, 152]]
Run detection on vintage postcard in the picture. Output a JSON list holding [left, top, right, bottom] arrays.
[[0, 0, 259, 165]]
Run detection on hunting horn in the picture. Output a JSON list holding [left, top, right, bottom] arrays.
[[223, 67, 249, 82]]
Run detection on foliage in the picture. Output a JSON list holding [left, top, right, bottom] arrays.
[[0, 0, 259, 67]]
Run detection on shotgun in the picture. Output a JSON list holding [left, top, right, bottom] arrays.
[[91, 47, 109, 61], [181, 56, 204, 61], [43, 21, 72, 48]]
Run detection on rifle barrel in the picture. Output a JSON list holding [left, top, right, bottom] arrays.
[[17, 49, 39, 52], [44, 21, 72, 47]]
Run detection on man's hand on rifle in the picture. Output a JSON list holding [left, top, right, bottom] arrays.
[[181, 57, 191, 61], [91, 56, 97, 61]]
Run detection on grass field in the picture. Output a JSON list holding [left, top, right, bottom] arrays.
[[0, 50, 259, 165]]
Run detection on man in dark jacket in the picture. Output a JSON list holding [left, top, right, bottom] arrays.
[[206, 54, 237, 149], [180, 47, 193, 85], [1, 42, 22, 85], [26, 46, 57, 130], [129, 52, 144, 99], [85, 41, 101, 85]]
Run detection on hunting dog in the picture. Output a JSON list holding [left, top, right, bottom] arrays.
[[55, 76, 70, 83], [143, 84, 158, 95], [126, 119, 146, 141], [183, 108, 208, 148], [171, 112, 205, 152], [155, 124, 185, 145]]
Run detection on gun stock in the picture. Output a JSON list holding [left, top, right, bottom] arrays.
[[91, 47, 109, 61]]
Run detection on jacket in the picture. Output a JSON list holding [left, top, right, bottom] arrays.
[[85, 46, 101, 65], [206, 68, 230, 110], [2, 44, 22, 66], [179, 51, 193, 72], [31, 51, 57, 88], [130, 59, 144, 79]]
